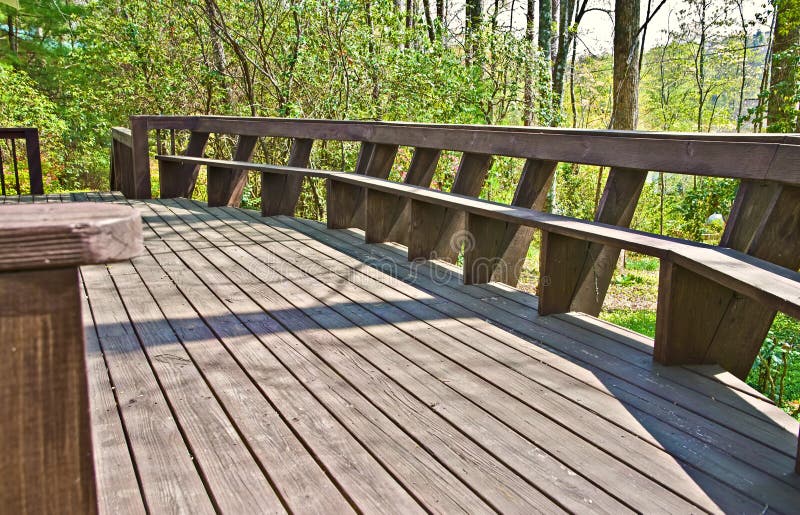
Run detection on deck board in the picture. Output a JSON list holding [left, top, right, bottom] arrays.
[[4, 193, 798, 514]]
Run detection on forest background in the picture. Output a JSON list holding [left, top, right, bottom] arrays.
[[2, 0, 799, 414]]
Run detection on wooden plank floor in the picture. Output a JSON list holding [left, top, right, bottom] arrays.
[[4, 193, 799, 514]]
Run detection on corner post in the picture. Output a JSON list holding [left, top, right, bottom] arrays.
[[129, 116, 152, 199]]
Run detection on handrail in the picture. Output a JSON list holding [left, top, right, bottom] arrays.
[[0, 127, 44, 195]]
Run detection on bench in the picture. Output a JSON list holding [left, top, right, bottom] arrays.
[[156, 154, 800, 380]]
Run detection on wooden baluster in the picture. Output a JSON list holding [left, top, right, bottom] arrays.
[[129, 116, 152, 199], [158, 130, 210, 199], [431, 152, 493, 263], [24, 129, 43, 195], [383, 147, 441, 245], [207, 135, 259, 207], [262, 138, 313, 216], [350, 142, 399, 229]]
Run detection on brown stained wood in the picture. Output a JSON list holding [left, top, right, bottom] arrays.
[[365, 189, 403, 244], [270, 215, 800, 512], [408, 199, 448, 261], [432, 153, 493, 263], [351, 143, 399, 229], [569, 167, 648, 316], [0, 203, 143, 272], [655, 261, 736, 365], [158, 131, 209, 198], [0, 267, 96, 515], [206, 135, 259, 207], [129, 117, 152, 199], [262, 138, 314, 216], [138, 115, 800, 185], [463, 213, 508, 285], [327, 179, 363, 229], [385, 147, 441, 245], [538, 231, 591, 315], [280, 215, 800, 450], [491, 158, 558, 285]]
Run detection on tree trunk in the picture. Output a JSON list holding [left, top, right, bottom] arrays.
[[523, 0, 536, 126], [611, 0, 640, 130], [7, 14, 17, 54], [466, 0, 482, 63], [767, 0, 800, 131], [422, 0, 436, 43], [538, 0, 552, 57]]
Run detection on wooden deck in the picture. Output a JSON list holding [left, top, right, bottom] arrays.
[[4, 193, 799, 514]]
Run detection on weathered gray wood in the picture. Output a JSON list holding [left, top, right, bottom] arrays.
[[491, 158, 558, 285], [158, 131, 209, 198], [432, 153, 493, 262], [327, 179, 363, 229], [0, 203, 143, 272], [1, 267, 96, 515], [385, 147, 441, 244], [463, 213, 507, 284], [408, 199, 448, 261], [207, 135, 259, 207], [129, 117, 152, 199], [261, 138, 314, 216]]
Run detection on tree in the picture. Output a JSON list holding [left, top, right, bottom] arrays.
[[767, 0, 800, 131]]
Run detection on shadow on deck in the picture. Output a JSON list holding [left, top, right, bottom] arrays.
[[10, 193, 797, 514]]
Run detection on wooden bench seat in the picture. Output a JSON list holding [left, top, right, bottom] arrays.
[[155, 155, 800, 324]]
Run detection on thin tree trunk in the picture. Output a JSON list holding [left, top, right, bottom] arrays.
[[736, 1, 748, 132], [611, 0, 640, 130], [523, 0, 535, 125], [422, 0, 436, 43], [767, 0, 800, 131]]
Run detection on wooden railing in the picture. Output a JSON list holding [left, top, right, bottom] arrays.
[[113, 115, 800, 383], [0, 127, 44, 195]]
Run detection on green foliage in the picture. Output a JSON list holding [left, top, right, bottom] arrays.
[[600, 310, 658, 338], [747, 314, 800, 416]]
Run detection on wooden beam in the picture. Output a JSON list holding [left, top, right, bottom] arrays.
[[432, 152, 493, 262], [365, 189, 403, 244], [159, 131, 210, 199], [350, 143, 399, 229], [129, 116, 152, 199], [567, 167, 648, 315], [538, 231, 591, 315], [24, 128, 43, 195], [327, 179, 363, 230], [262, 138, 313, 216], [385, 147, 441, 245], [408, 199, 449, 261], [464, 213, 508, 285], [664, 183, 800, 378], [207, 135, 259, 207], [490, 158, 558, 286], [0, 268, 97, 515]]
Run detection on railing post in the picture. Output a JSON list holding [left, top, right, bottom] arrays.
[[129, 116, 152, 199], [0, 203, 142, 515], [326, 179, 363, 229], [23, 128, 43, 195], [408, 199, 449, 261], [262, 138, 313, 216], [348, 142, 399, 229], [158, 130, 209, 199], [463, 212, 508, 285]]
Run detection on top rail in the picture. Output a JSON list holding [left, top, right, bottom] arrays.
[[133, 115, 800, 184]]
